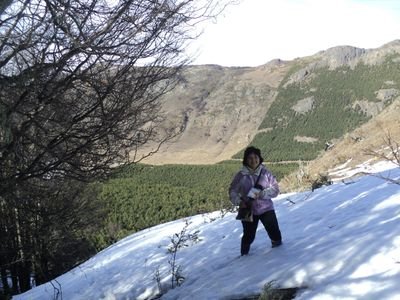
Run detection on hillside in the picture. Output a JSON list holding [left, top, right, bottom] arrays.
[[15, 160, 400, 300], [138, 60, 291, 164], [306, 97, 400, 180], [139, 40, 400, 166]]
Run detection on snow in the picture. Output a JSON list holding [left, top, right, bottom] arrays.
[[14, 161, 400, 300]]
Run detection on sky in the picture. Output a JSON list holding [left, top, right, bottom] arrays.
[[14, 159, 400, 300], [189, 0, 400, 67]]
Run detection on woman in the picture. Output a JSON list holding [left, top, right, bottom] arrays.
[[229, 146, 282, 256]]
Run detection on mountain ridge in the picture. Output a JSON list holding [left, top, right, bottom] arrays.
[[138, 40, 400, 168]]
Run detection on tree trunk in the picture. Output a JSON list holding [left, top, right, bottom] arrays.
[[34, 252, 49, 285], [17, 262, 31, 292], [0, 266, 10, 295], [10, 264, 19, 294]]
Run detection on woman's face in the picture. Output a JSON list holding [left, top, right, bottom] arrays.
[[246, 153, 260, 170]]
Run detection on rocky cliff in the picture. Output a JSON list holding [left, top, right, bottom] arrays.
[[139, 40, 400, 165]]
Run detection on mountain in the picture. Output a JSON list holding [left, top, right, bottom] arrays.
[[140, 40, 400, 167], [306, 96, 400, 182], [139, 61, 290, 164], [14, 160, 400, 299]]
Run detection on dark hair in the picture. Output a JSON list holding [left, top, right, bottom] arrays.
[[242, 146, 264, 166]]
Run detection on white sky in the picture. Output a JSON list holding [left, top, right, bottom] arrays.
[[189, 0, 400, 66]]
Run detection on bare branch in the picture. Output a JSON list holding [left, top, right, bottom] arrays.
[[363, 130, 400, 167], [0, 0, 233, 294]]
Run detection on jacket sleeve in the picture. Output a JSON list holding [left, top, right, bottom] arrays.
[[260, 171, 280, 199], [229, 172, 243, 205]]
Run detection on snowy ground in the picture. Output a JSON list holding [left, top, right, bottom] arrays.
[[14, 161, 400, 300]]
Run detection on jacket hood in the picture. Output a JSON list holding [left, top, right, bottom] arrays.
[[240, 164, 264, 176]]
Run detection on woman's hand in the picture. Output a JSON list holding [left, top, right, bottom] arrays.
[[261, 186, 278, 198]]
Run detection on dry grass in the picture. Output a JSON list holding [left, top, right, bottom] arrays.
[[280, 97, 400, 192]]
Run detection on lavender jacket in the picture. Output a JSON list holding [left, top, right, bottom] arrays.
[[229, 164, 279, 216]]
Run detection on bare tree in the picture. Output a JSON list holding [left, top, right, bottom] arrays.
[[0, 0, 232, 190], [0, 178, 102, 293], [0, 0, 232, 294], [363, 131, 400, 185], [364, 131, 400, 167]]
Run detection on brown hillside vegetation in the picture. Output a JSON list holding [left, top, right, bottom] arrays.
[[280, 97, 400, 192], [137, 60, 291, 164]]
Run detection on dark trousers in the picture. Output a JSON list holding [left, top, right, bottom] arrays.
[[241, 210, 282, 255]]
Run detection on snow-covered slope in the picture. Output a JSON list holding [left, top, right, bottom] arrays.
[[15, 161, 400, 300]]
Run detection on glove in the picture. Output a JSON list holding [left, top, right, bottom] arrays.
[[262, 186, 277, 198], [247, 187, 261, 201]]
